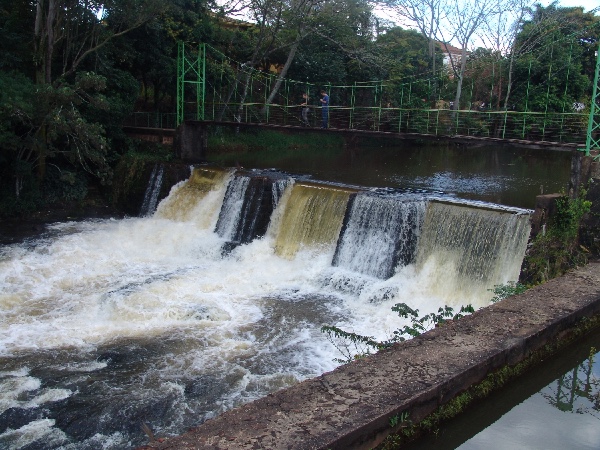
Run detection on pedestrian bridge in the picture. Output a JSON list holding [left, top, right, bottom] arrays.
[[124, 41, 600, 155]]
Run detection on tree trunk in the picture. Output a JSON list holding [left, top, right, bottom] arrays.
[[236, 70, 254, 123], [504, 48, 516, 111], [453, 46, 469, 111], [261, 35, 302, 116]]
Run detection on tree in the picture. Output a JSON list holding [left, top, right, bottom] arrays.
[[0, 0, 165, 214], [383, 0, 445, 98], [29, 1, 164, 179], [510, 4, 600, 112], [440, 0, 504, 110]]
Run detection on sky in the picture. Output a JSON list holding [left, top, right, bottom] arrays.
[[376, 0, 598, 49]]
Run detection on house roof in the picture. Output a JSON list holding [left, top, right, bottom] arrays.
[[437, 42, 463, 55]]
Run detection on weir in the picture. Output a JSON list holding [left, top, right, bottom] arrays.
[[273, 182, 359, 259], [215, 173, 291, 248], [333, 194, 427, 279], [155, 166, 229, 225], [162, 166, 531, 297], [416, 201, 532, 303]]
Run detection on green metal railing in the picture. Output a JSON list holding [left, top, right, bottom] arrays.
[[129, 40, 600, 149], [126, 107, 589, 145]]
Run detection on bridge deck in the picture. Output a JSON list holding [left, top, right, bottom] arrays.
[[125, 121, 581, 152]]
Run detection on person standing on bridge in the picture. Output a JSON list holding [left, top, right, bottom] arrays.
[[320, 90, 329, 128], [300, 92, 310, 126]]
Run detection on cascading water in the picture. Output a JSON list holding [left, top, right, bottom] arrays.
[[332, 193, 427, 279], [0, 166, 532, 450], [416, 200, 532, 304], [155, 166, 230, 227], [215, 173, 291, 247], [139, 164, 164, 217], [273, 183, 357, 258]]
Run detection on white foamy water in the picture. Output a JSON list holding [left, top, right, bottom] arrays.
[[0, 173, 526, 449]]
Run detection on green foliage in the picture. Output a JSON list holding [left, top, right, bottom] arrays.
[[511, 4, 599, 112], [551, 192, 592, 240], [320, 325, 383, 364], [390, 303, 475, 339], [389, 411, 409, 428], [322, 303, 474, 364], [521, 192, 591, 285], [489, 282, 528, 303], [41, 166, 89, 204]]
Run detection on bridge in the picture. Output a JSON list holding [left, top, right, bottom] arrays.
[[124, 41, 600, 156]]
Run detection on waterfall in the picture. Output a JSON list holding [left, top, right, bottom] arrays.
[[154, 166, 230, 228], [272, 179, 289, 208], [415, 200, 531, 303], [215, 174, 291, 246], [139, 164, 164, 217], [273, 183, 357, 258], [333, 194, 427, 279], [215, 175, 251, 241], [0, 165, 535, 450]]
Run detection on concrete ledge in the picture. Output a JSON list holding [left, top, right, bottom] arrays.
[[144, 262, 600, 450]]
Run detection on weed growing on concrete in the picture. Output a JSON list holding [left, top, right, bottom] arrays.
[[389, 411, 409, 428], [489, 281, 528, 303]]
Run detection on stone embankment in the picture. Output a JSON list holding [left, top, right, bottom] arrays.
[[143, 262, 600, 450]]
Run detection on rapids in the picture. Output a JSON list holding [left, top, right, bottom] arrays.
[[0, 166, 531, 449]]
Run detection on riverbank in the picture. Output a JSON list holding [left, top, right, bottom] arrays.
[[0, 191, 124, 245], [141, 261, 600, 450]]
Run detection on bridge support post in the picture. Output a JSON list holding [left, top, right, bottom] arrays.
[[583, 41, 600, 157], [177, 42, 206, 126], [174, 122, 207, 163]]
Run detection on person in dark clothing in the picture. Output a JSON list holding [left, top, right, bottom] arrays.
[[300, 93, 310, 126], [319, 90, 329, 128]]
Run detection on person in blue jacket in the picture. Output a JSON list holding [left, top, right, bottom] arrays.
[[319, 90, 329, 128]]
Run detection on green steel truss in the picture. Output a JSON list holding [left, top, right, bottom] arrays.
[[176, 42, 206, 126], [584, 42, 600, 157]]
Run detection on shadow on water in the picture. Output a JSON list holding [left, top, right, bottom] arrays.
[[209, 140, 572, 209], [403, 328, 600, 450]]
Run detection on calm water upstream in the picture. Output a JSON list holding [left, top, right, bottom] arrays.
[[208, 140, 573, 209]]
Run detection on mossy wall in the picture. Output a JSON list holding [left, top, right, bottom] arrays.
[[111, 155, 191, 216], [580, 157, 600, 255]]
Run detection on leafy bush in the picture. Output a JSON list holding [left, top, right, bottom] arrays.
[[521, 192, 591, 285], [489, 282, 528, 303]]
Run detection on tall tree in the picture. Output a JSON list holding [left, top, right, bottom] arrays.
[[29, 0, 163, 180], [439, 0, 503, 110], [511, 3, 599, 112], [383, 0, 444, 96]]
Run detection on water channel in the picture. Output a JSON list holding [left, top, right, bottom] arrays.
[[0, 140, 584, 449], [404, 330, 600, 450]]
